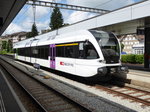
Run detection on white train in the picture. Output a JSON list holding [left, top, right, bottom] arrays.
[[13, 30, 128, 81]]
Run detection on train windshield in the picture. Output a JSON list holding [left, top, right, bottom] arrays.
[[90, 30, 120, 63]]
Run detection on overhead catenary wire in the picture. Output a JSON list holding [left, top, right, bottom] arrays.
[[61, 0, 117, 23], [66, 0, 134, 23]]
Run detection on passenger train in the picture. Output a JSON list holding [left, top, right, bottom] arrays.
[[13, 30, 128, 81]]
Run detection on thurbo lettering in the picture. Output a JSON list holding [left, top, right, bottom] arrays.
[[60, 62, 74, 67]]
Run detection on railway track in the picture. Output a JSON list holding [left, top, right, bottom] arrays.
[[95, 83, 150, 106], [0, 58, 90, 112], [1, 54, 14, 59]]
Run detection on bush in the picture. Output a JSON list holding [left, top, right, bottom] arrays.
[[0, 50, 7, 54], [121, 55, 128, 63], [121, 54, 144, 64], [135, 55, 144, 64]]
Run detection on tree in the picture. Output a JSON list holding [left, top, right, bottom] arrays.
[[121, 43, 124, 52], [26, 23, 38, 38], [6, 39, 13, 52], [50, 7, 64, 30], [2, 41, 7, 50], [31, 23, 38, 37], [26, 32, 32, 38]]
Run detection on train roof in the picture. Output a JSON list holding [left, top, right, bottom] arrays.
[[13, 30, 109, 48], [13, 30, 93, 48]]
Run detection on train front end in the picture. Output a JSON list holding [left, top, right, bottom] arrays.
[[90, 30, 128, 79]]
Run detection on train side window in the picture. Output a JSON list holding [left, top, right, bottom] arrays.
[[38, 47, 41, 58], [32, 47, 38, 58], [26, 47, 29, 57], [14, 49, 16, 53], [22, 48, 25, 56], [16, 49, 18, 54], [45, 46, 49, 59], [41, 45, 49, 60], [18, 48, 20, 55], [27, 47, 31, 57], [31, 47, 34, 57], [65, 46, 74, 58], [41, 46, 44, 59], [24, 48, 26, 56], [37, 47, 40, 58], [19, 48, 23, 56], [56, 46, 65, 57]]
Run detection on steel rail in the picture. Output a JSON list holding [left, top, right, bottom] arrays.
[[95, 84, 150, 106], [0, 60, 47, 112]]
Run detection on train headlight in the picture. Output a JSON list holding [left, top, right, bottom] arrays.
[[97, 67, 107, 76], [117, 66, 129, 74], [121, 66, 128, 73]]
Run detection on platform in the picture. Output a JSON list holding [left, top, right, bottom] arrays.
[[0, 68, 26, 112], [113, 68, 150, 88]]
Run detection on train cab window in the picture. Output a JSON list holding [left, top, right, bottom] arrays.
[[78, 42, 99, 59], [85, 43, 99, 59]]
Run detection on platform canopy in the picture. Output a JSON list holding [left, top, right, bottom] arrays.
[[0, 0, 26, 36]]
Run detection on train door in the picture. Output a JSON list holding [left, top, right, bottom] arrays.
[[50, 44, 56, 69]]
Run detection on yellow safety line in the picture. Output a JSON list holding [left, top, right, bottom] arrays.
[[56, 43, 78, 47]]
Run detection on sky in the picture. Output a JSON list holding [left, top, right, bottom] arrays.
[[2, 0, 144, 35]]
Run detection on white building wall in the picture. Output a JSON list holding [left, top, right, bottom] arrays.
[[132, 43, 144, 54]]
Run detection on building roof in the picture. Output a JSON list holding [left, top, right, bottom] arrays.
[[119, 34, 144, 42], [1, 31, 27, 39], [9, 31, 27, 37]]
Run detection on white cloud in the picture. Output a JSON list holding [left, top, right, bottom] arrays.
[[26, 6, 49, 19], [36, 20, 50, 32], [21, 18, 33, 31], [65, 11, 96, 23], [3, 18, 50, 35], [3, 23, 24, 35], [66, 0, 135, 10], [63, 0, 137, 24], [21, 17, 50, 32]]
